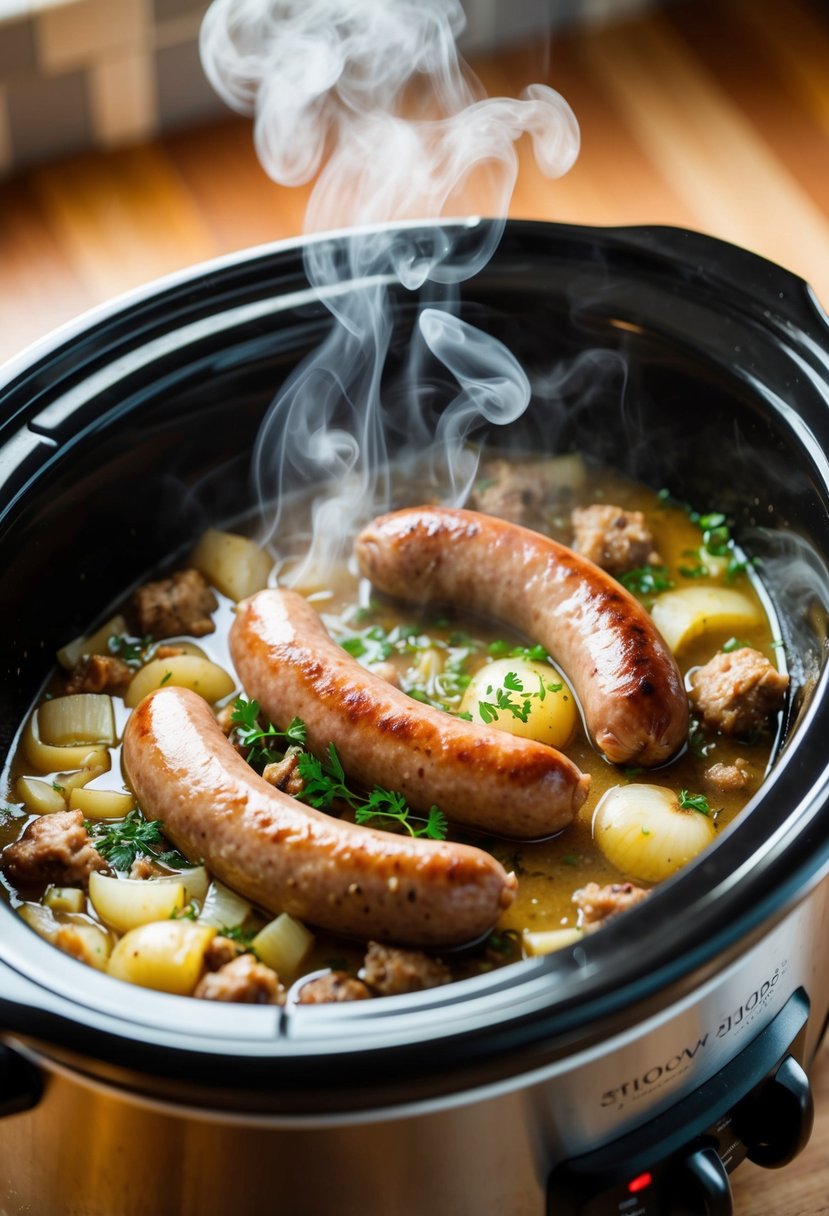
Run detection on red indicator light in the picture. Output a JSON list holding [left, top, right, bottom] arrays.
[[627, 1172, 653, 1194]]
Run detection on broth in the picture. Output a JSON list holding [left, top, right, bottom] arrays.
[[0, 454, 785, 1000]]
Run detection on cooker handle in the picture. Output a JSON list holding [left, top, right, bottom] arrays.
[[617, 225, 829, 339]]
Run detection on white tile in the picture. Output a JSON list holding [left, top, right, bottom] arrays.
[[36, 0, 149, 73], [0, 85, 11, 176], [88, 46, 155, 145]]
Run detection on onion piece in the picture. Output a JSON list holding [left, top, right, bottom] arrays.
[[89, 871, 186, 933], [124, 655, 235, 709], [252, 913, 314, 977], [38, 694, 116, 747], [198, 880, 251, 930], [16, 776, 65, 815], [68, 788, 135, 820], [56, 613, 127, 670], [191, 528, 273, 601], [22, 712, 111, 776], [593, 784, 715, 883], [107, 921, 216, 994], [523, 927, 583, 956], [156, 866, 210, 906]]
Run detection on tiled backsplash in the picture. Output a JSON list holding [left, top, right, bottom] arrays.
[[0, 0, 664, 178]]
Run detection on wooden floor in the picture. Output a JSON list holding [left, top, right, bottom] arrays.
[[2, 0, 829, 1210]]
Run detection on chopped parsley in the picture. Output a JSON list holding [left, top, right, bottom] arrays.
[[620, 565, 675, 598], [477, 670, 564, 726], [230, 696, 307, 771], [722, 636, 750, 653], [90, 810, 162, 870], [107, 633, 154, 667], [678, 789, 711, 816], [296, 744, 448, 840]]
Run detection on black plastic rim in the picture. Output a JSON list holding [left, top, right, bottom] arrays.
[[2, 219, 829, 1112]]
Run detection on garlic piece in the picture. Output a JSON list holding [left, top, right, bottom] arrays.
[[592, 784, 715, 883]]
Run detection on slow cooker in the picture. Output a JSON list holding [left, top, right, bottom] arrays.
[[1, 219, 828, 1216]]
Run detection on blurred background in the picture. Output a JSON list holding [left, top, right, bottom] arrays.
[[1, 2, 829, 1209], [1, 0, 828, 366]]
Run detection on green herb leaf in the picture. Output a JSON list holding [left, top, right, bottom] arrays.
[[722, 637, 750, 653], [678, 789, 711, 816], [230, 696, 307, 770], [107, 633, 154, 667], [620, 565, 675, 597], [91, 810, 162, 870]]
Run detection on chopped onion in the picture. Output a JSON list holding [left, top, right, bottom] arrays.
[[38, 694, 116, 747], [252, 912, 314, 977], [89, 871, 186, 933], [593, 784, 715, 882], [16, 775, 65, 815], [68, 788, 135, 820], [56, 613, 127, 670], [198, 879, 251, 930], [22, 711, 111, 775], [523, 927, 583, 956], [156, 866, 210, 906]]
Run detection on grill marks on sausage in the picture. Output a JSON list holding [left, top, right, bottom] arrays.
[[230, 589, 588, 838], [355, 507, 689, 766], [123, 688, 515, 948]]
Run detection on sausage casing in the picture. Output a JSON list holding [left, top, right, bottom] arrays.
[[355, 506, 689, 766], [123, 686, 516, 948], [229, 588, 589, 839]]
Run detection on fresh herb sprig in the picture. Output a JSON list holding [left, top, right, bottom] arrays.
[[90, 810, 163, 870], [620, 565, 675, 598], [678, 789, 711, 816], [108, 633, 154, 667], [230, 696, 307, 770], [296, 744, 448, 840], [477, 670, 564, 726]]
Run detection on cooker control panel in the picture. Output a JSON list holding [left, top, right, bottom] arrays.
[[547, 988, 812, 1215]]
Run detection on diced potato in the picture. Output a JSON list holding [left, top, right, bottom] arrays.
[[54, 921, 112, 971], [460, 657, 578, 749], [252, 912, 314, 977], [89, 871, 186, 933], [44, 886, 86, 914], [16, 775, 66, 815], [38, 694, 116, 747], [198, 879, 252, 930], [592, 784, 715, 883], [124, 655, 235, 709], [56, 613, 127, 670], [107, 921, 216, 995], [650, 587, 762, 653], [523, 927, 583, 956], [22, 711, 111, 776], [191, 528, 273, 602], [69, 788, 135, 820], [156, 866, 210, 906]]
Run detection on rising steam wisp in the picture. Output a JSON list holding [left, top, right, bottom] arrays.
[[200, 0, 579, 582]]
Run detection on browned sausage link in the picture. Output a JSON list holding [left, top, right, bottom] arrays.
[[355, 507, 689, 766], [230, 589, 589, 840], [123, 687, 515, 949]]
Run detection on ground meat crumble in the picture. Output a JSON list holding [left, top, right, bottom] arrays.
[[361, 941, 451, 996], [130, 568, 218, 639], [296, 971, 372, 1004], [573, 881, 649, 933], [689, 647, 788, 736], [65, 654, 133, 696], [570, 503, 661, 574], [1, 810, 108, 889], [194, 952, 282, 1004]]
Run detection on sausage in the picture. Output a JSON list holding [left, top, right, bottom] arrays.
[[230, 588, 589, 839], [123, 686, 515, 949], [355, 507, 688, 766]]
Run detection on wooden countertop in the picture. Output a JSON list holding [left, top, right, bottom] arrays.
[[1, 0, 829, 1209]]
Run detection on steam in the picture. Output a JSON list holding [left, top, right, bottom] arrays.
[[200, 0, 579, 580]]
